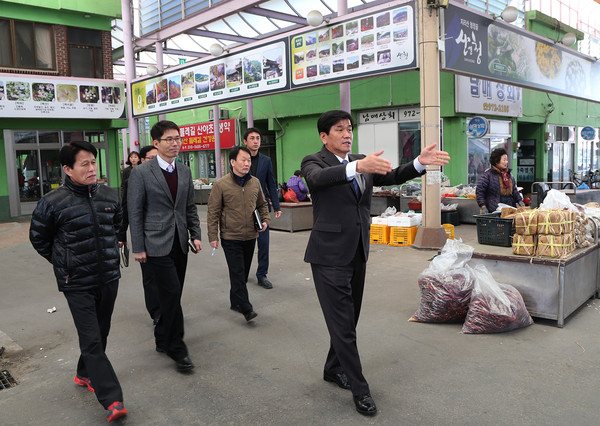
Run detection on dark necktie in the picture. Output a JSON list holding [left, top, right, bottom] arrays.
[[342, 159, 360, 198]]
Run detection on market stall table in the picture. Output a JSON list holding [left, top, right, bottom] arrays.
[[464, 240, 599, 327], [269, 202, 313, 232]]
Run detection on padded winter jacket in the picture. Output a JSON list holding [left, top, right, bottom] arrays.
[[29, 176, 122, 292], [476, 167, 522, 212]]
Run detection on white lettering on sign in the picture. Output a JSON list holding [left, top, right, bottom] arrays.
[[455, 26, 482, 65]]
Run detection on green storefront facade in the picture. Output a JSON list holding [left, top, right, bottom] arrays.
[[0, 0, 126, 220]]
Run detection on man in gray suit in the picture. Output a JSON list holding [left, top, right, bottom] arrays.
[[128, 120, 202, 373]]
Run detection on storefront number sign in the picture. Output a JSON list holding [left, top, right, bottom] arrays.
[[290, 1, 416, 89], [131, 40, 289, 118], [0, 74, 125, 119], [179, 119, 236, 151], [580, 126, 596, 141], [443, 4, 600, 103], [467, 116, 489, 137]]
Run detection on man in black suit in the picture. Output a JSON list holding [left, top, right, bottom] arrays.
[[243, 128, 281, 289], [301, 110, 449, 416], [128, 120, 202, 374]]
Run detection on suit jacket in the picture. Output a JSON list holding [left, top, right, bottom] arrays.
[[127, 157, 201, 256], [301, 146, 423, 267], [252, 153, 280, 212]]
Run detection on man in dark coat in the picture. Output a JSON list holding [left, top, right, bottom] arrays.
[[301, 110, 449, 416], [243, 127, 281, 289], [30, 141, 127, 422]]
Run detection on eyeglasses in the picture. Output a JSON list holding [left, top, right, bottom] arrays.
[[158, 137, 182, 144]]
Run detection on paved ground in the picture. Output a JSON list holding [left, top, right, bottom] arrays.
[[1, 205, 600, 425]]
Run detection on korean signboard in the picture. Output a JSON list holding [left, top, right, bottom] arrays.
[[443, 4, 600, 103], [0, 74, 125, 119], [179, 119, 236, 151], [291, 1, 416, 88], [131, 40, 289, 118], [455, 76, 522, 117]]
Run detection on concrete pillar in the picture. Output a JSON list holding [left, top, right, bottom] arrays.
[[121, 0, 139, 152], [412, 0, 446, 249], [246, 99, 254, 128], [155, 41, 167, 122], [213, 105, 222, 179], [338, 0, 350, 112]]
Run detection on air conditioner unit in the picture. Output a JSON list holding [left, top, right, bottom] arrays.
[[208, 109, 229, 121]]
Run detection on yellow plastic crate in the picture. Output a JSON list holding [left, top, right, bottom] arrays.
[[370, 224, 390, 245], [442, 223, 455, 240], [388, 226, 418, 246]]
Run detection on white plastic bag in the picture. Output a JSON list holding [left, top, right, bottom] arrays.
[[410, 239, 475, 323], [539, 189, 578, 211], [462, 264, 533, 333]]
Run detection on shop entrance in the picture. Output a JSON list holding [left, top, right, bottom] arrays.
[[5, 130, 109, 217]]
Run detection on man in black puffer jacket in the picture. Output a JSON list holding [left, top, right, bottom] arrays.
[[30, 141, 127, 422]]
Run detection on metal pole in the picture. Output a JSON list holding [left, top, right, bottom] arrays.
[[121, 0, 139, 152], [338, 0, 350, 112], [213, 105, 222, 179], [412, 0, 446, 249], [155, 41, 167, 122], [246, 99, 254, 128]]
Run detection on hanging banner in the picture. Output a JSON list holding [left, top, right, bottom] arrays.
[[290, 1, 416, 88], [455, 76, 522, 117], [131, 40, 289, 118], [442, 4, 600, 103], [179, 119, 236, 151], [0, 74, 125, 119]]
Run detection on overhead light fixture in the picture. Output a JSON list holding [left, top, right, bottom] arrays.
[[561, 32, 577, 47], [209, 43, 225, 56], [306, 10, 329, 27], [492, 6, 519, 23], [84, 14, 91, 19], [146, 65, 159, 76]]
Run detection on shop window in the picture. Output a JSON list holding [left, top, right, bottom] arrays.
[[67, 27, 103, 78], [0, 19, 55, 70]]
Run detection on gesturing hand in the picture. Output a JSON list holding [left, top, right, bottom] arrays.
[[417, 144, 451, 166], [356, 150, 393, 175]]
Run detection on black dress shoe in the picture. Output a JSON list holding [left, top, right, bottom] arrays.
[[175, 356, 194, 373], [243, 310, 258, 322], [257, 278, 273, 289], [323, 370, 351, 390], [353, 393, 377, 416]]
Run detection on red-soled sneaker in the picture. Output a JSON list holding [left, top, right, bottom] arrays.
[[74, 375, 94, 392], [107, 401, 127, 422]]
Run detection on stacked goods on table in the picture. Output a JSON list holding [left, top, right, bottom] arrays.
[[410, 239, 533, 333], [535, 209, 576, 258]]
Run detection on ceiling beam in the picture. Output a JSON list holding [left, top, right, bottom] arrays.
[[185, 29, 256, 43], [243, 6, 308, 25], [134, 0, 263, 50]]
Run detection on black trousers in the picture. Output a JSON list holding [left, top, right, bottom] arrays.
[[140, 262, 160, 321], [256, 226, 269, 279], [63, 280, 123, 409], [311, 247, 369, 396], [146, 234, 188, 361], [221, 238, 256, 313]]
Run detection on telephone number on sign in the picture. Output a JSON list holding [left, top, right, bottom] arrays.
[[483, 103, 509, 113]]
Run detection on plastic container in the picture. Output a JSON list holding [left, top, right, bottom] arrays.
[[388, 226, 418, 246], [473, 213, 514, 247], [370, 224, 390, 245], [407, 201, 422, 210], [442, 223, 454, 240]]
